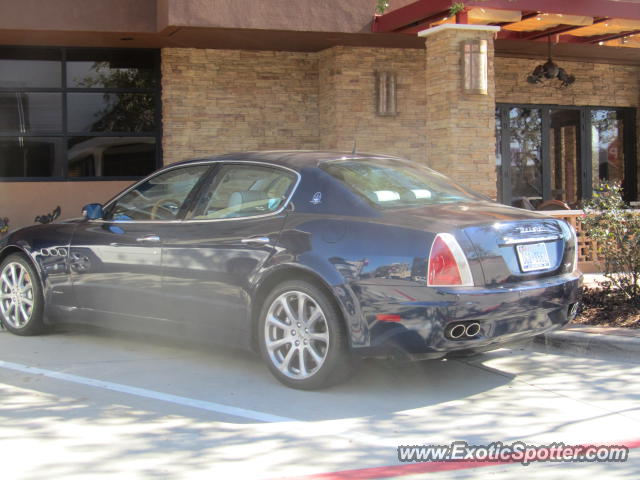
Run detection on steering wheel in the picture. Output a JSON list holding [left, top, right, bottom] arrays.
[[150, 197, 182, 220]]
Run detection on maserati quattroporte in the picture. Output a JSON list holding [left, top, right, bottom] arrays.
[[0, 151, 581, 389]]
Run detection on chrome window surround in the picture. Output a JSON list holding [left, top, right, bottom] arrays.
[[89, 160, 301, 224]]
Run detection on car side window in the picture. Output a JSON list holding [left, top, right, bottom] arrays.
[[105, 165, 210, 221], [190, 164, 295, 220]]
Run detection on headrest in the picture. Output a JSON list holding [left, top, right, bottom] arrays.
[[228, 190, 269, 208]]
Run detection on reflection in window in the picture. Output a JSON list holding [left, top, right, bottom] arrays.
[[67, 93, 155, 132], [67, 137, 156, 178], [508, 108, 542, 209], [0, 47, 61, 88], [496, 105, 636, 206], [66, 49, 155, 89], [192, 165, 295, 220], [0, 137, 62, 177], [108, 166, 209, 221], [0, 47, 159, 180], [0, 92, 62, 133], [550, 109, 581, 205], [322, 158, 479, 209], [592, 110, 624, 187]]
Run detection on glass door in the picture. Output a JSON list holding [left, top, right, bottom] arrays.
[[496, 104, 637, 208], [507, 107, 543, 209], [591, 110, 626, 189], [550, 108, 582, 205]]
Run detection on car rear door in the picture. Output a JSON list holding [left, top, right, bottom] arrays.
[[160, 162, 298, 346]]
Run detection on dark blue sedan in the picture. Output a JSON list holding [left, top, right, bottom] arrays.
[[0, 151, 581, 389]]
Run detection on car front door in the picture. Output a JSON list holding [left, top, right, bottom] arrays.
[[160, 162, 298, 346], [70, 164, 211, 322]]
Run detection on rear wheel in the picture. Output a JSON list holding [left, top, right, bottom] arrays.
[[258, 280, 352, 389], [0, 253, 45, 335]]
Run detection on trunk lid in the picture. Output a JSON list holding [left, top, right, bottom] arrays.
[[382, 202, 574, 286], [463, 218, 572, 285]]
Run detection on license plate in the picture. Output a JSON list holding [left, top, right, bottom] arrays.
[[516, 243, 551, 272]]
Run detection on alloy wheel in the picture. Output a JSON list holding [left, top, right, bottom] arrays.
[[264, 291, 330, 379], [0, 262, 35, 329]]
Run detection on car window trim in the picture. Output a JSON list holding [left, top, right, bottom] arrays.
[[182, 163, 225, 220], [100, 163, 212, 222], [185, 162, 300, 222], [90, 160, 301, 224], [176, 164, 220, 220]]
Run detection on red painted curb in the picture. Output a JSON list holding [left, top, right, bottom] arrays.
[[275, 439, 640, 480]]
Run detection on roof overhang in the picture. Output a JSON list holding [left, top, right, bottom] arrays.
[[374, 0, 640, 58]]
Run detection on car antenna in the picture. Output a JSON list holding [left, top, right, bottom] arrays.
[[352, 138, 357, 155]]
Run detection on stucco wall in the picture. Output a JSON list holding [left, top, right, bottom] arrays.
[[0, 181, 132, 233]]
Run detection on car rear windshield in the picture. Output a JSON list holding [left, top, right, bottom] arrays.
[[320, 158, 482, 209]]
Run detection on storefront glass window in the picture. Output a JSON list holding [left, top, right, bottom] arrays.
[[67, 137, 156, 178], [0, 47, 159, 180], [0, 48, 61, 89], [496, 104, 637, 206], [0, 137, 64, 177]]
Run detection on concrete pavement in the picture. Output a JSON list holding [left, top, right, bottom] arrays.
[[0, 324, 639, 479]]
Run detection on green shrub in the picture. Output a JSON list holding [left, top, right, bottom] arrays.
[[581, 182, 640, 305], [375, 0, 390, 14]]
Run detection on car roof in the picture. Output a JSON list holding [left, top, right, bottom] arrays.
[[168, 150, 406, 172]]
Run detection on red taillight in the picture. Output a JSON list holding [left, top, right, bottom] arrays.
[[427, 233, 474, 287]]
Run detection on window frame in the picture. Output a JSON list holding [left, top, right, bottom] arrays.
[[94, 160, 301, 224], [103, 164, 213, 223], [0, 45, 161, 182], [187, 162, 298, 221]]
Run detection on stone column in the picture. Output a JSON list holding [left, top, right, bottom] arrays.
[[420, 25, 500, 198]]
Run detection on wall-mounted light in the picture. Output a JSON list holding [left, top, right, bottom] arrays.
[[462, 39, 488, 95], [375, 71, 397, 116]]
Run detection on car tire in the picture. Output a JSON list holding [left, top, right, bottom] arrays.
[[258, 280, 353, 390], [0, 253, 45, 336]]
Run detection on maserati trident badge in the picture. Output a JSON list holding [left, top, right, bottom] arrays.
[[310, 192, 322, 205]]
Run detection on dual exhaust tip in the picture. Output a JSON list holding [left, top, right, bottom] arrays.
[[446, 304, 579, 340], [447, 322, 481, 340]]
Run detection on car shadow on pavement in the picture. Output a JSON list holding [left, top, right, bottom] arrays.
[[1, 324, 515, 423], [2, 328, 640, 480]]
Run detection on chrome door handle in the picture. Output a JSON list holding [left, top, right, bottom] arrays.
[[240, 236, 270, 245], [136, 234, 161, 243]]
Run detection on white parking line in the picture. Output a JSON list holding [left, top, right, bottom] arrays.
[[0, 360, 296, 423]]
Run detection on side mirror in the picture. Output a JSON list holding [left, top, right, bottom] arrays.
[[82, 203, 104, 220]]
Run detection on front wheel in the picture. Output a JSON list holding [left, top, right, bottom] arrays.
[[258, 280, 352, 390], [0, 253, 45, 335]]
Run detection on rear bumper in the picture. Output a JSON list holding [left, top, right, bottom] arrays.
[[353, 272, 582, 360]]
